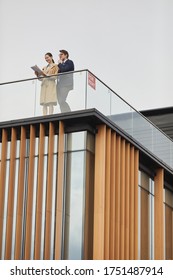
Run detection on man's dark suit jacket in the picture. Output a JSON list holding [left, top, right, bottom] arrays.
[[58, 59, 74, 89]]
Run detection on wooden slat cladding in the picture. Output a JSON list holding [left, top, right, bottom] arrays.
[[129, 146, 135, 259], [154, 168, 164, 259], [5, 128, 17, 259], [104, 128, 111, 259], [93, 125, 106, 259], [34, 124, 45, 259], [120, 139, 125, 259], [115, 135, 121, 259], [125, 143, 130, 259], [15, 126, 26, 259], [0, 129, 8, 257], [93, 125, 139, 260], [44, 122, 55, 259], [109, 132, 116, 259], [134, 149, 139, 259]]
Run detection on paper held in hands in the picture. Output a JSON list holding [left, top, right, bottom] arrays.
[[31, 65, 44, 75]]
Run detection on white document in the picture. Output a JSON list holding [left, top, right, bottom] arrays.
[[31, 65, 44, 75]]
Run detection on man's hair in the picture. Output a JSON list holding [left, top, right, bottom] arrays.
[[59, 49, 69, 58]]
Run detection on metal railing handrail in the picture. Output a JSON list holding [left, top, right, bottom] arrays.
[[0, 69, 88, 86]]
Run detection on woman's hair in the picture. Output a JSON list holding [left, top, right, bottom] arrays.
[[45, 52, 55, 63]]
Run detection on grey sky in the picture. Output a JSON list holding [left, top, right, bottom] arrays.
[[0, 0, 173, 110]]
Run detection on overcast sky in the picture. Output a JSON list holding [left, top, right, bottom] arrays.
[[0, 0, 173, 111]]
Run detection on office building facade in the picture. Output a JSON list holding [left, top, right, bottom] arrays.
[[0, 70, 173, 260]]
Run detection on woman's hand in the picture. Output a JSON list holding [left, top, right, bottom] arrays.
[[41, 70, 47, 77]]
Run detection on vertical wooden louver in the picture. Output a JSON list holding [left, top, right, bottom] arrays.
[[5, 128, 17, 259], [134, 149, 139, 259], [93, 124, 139, 260], [120, 139, 125, 259], [34, 123, 45, 259], [125, 143, 130, 259], [44, 122, 55, 259], [129, 146, 135, 259], [154, 168, 164, 259], [15, 126, 26, 259], [104, 128, 111, 259], [93, 125, 106, 259], [109, 132, 116, 259], [0, 129, 8, 258], [115, 135, 121, 259]]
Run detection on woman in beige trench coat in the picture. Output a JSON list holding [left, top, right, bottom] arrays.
[[35, 52, 58, 115]]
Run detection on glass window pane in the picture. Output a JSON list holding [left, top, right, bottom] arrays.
[[67, 132, 86, 151], [53, 135, 58, 154], [44, 136, 48, 155], [64, 151, 85, 260], [138, 171, 154, 260], [30, 157, 38, 259]]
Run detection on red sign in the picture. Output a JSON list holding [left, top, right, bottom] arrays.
[[88, 72, 96, 90]]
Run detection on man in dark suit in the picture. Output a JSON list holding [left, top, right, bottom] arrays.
[[57, 49, 74, 112]]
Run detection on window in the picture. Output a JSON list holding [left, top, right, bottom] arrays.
[[138, 171, 154, 259], [63, 131, 95, 260]]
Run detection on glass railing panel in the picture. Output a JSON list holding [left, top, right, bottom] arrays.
[[132, 112, 173, 168], [109, 90, 133, 136], [34, 71, 86, 115], [170, 142, 173, 168], [0, 80, 36, 122], [0, 71, 87, 121], [86, 72, 111, 115], [152, 127, 172, 168], [88, 71, 173, 170], [132, 112, 154, 152], [68, 71, 86, 112]]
